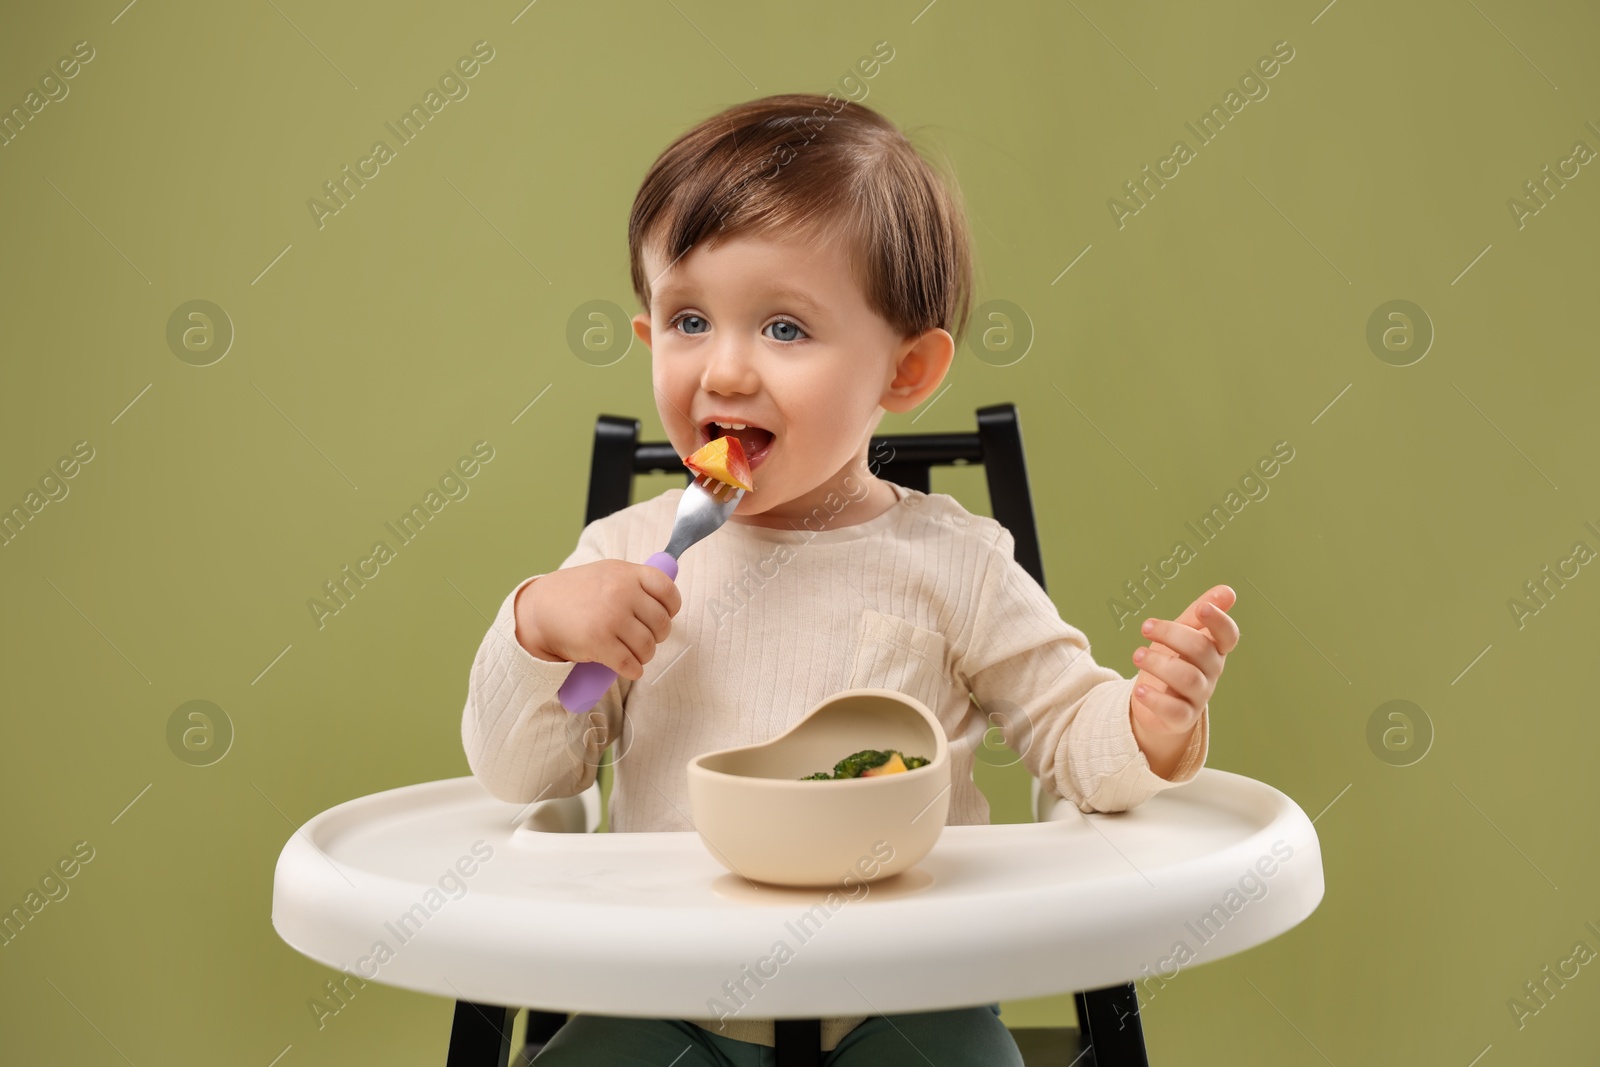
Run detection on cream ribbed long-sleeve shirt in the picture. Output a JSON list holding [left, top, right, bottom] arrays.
[[461, 480, 1207, 1050]]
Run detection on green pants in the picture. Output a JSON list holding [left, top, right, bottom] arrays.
[[529, 1003, 1023, 1066]]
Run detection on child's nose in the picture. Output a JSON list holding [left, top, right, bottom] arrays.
[[699, 336, 761, 393]]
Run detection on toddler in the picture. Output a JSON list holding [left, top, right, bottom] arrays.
[[462, 92, 1240, 1066]]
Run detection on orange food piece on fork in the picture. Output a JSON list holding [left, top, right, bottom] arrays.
[[684, 435, 755, 493]]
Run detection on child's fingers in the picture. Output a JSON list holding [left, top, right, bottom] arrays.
[[606, 640, 644, 680], [1199, 601, 1241, 655], [1141, 618, 1222, 675], [613, 618, 657, 679], [638, 596, 674, 643], [1134, 647, 1208, 706], [1133, 683, 1197, 733], [1174, 585, 1235, 631], [639, 566, 683, 616]]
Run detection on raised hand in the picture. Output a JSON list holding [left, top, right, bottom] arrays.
[[1129, 584, 1240, 774]]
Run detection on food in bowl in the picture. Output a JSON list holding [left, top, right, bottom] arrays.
[[799, 748, 931, 780], [687, 688, 950, 886], [684, 434, 754, 492]]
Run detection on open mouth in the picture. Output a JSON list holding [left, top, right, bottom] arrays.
[[700, 420, 776, 469]]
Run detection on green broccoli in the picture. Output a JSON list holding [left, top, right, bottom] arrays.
[[799, 748, 931, 780]]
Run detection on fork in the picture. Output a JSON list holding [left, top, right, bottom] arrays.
[[558, 473, 747, 713]]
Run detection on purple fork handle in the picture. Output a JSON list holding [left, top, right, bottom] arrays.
[[558, 550, 680, 713]]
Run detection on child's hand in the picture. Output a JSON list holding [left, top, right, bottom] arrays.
[[1130, 585, 1240, 762], [513, 561, 683, 679]]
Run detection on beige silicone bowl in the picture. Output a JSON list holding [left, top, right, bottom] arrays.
[[686, 687, 951, 888]]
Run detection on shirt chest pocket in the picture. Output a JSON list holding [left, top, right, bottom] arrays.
[[845, 609, 956, 713]]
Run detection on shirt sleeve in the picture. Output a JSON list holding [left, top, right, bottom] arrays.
[[459, 518, 632, 804], [959, 533, 1208, 814]]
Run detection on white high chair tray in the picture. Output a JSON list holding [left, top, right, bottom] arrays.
[[271, 768, 1323, 1018]]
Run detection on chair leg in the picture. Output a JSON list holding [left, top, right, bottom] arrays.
[[520, 1009, 568, 1061], [1077, 983, 1150, 1067], [774, 1017, 822, 1067], [446, 1000, 516, 1067]]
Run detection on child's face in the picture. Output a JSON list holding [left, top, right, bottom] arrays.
[[634, 229, 950, 527]]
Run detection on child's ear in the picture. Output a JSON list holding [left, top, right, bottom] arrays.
[[631, 313, 653, 349], [882, 327, 955, 413]]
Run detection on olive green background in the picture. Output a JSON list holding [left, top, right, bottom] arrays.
[[3, 0, 1597, 1064]]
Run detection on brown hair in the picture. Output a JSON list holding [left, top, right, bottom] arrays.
[[628, 93, 974, 343]]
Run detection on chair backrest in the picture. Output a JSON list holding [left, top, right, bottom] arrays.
[[582, 402, 1050, 591]]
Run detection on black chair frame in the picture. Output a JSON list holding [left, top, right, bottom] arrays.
[[447, 402, 1151, 1067]]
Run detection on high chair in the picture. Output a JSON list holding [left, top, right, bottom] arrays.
[[268, 405, 1325, 1067], [483, 403, 1148, 1064]]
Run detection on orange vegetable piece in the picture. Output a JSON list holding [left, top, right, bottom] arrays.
[[861, 752, 908, 777]]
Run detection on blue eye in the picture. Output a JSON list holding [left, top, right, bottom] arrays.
[[674, 314, 709, 335], [765, 320, 805, 342]]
